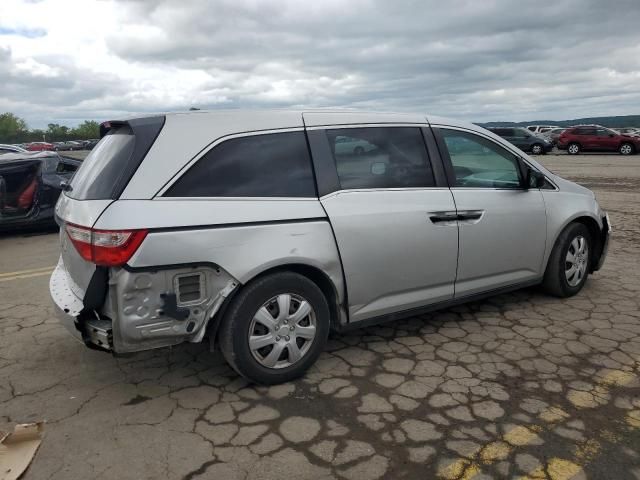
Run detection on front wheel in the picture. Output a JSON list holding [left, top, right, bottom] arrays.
[[219, 272, 330, 385], [619, 143, 634, 155], [542, 223, 591, 297]]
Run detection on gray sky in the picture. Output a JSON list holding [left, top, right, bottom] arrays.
[[1, 0, 639, 129]]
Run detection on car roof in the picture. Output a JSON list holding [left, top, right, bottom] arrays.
[[121, 109, 494, 199]]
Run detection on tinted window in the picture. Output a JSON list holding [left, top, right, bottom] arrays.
[[0, 148, 13, 154], [440, 129, 522, 189], [596, 128, 615, 136], [67, 126, 135, 200], [325, 127, 434, 189], [492, 128, 512, 137], [575, 128, 596, 136], [166, 131, 315, 197]]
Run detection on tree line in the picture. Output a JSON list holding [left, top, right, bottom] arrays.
[[0, 112, 100, 144]]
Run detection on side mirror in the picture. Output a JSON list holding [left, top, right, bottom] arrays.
[[525, 167, 546, 189]]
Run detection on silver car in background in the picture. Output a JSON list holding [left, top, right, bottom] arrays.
[[50, 110, 610, 384]]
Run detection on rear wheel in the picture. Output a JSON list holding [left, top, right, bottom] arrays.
[[219, 272, 330, 385], [619, 143, 634, 155], [542, 223, 591, 297], [531, 143, 544, 155], [567, 143, 580, 155]]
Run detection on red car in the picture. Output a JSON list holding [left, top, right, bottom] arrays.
[[26, 142, 55, 152], [558, 125, 640, 155]]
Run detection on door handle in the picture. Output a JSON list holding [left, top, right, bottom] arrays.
[[428, 210, 484, 224], [457, 210, 484, 222], [429, 211, 458, 223]]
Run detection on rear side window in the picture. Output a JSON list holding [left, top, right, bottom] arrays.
[[67, 126, 135, 200], [165, 131, 316, 197], [325, 127, 435, 190]]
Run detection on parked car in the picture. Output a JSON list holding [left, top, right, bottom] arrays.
[[487, 127, 552, 154], [81, 139, 99, 150], [527, 125, 560, 134], [0, 144, 28, 154], [615, 127, 640, 136], [26, 142, 55, 152], [541, 127, 567, 146], [54, 141, 83, 151], [50, 111, 610, 384], [0, 151, 81, 230], [557, 125, 640, 155]]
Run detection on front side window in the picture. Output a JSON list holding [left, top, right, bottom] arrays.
[[575, 128, 596, 136], [165, 131, 316, 197], [439, 129, 522, 189], [325, 127, 434, 189]]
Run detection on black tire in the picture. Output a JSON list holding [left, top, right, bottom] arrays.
[[619, 142, 634, 155], [567, 143, 580, 155], [531, 143, 544, 155], [542, 223, 591, 298], [219, 272, 330, 385]]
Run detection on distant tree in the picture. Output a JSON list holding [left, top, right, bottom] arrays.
[[70, 120, 100, 139], [47, 123, 71, 141], [30, 129, 47, 142], [0, 112, 28, 143]]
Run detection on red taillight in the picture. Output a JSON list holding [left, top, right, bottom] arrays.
[[66, 223, 148, 267]]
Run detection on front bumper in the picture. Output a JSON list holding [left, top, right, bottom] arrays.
[[594, 213, 611, 271]]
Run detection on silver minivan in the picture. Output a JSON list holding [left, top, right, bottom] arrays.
[[50, 110, 610, 384]]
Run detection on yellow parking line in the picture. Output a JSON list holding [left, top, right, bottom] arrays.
[[0, 265, 56, 278], [0, 270, 54, 282], [517, 458, 583, 480], [437, 368, 638, 480]]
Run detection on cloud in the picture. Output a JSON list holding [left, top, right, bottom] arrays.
[[0, 0, 639, 128]]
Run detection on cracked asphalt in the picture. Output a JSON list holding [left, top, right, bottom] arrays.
[[1, 153, 639, 480]]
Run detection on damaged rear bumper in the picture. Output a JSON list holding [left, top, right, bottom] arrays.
[[50, 257, 238, 354]]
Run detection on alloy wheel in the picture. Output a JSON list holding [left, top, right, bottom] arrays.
[[565, 235, 588, 287], [248, 293, 317, 369], [532, 144, 542, 155], [620, 144, 633, 155]]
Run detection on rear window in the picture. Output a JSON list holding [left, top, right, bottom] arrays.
[[67, 126, 135, 200], [165, 131, 316, 197]]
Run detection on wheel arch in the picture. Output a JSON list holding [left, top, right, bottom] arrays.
[[619, 141, 635, 153], [208, 262, 346, 350], [546, 214, 603, 274]]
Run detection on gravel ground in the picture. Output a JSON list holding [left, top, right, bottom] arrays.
[[0, 153, 639, 480]]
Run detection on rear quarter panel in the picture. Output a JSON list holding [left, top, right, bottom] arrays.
[[101, 198, 345, 307]]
